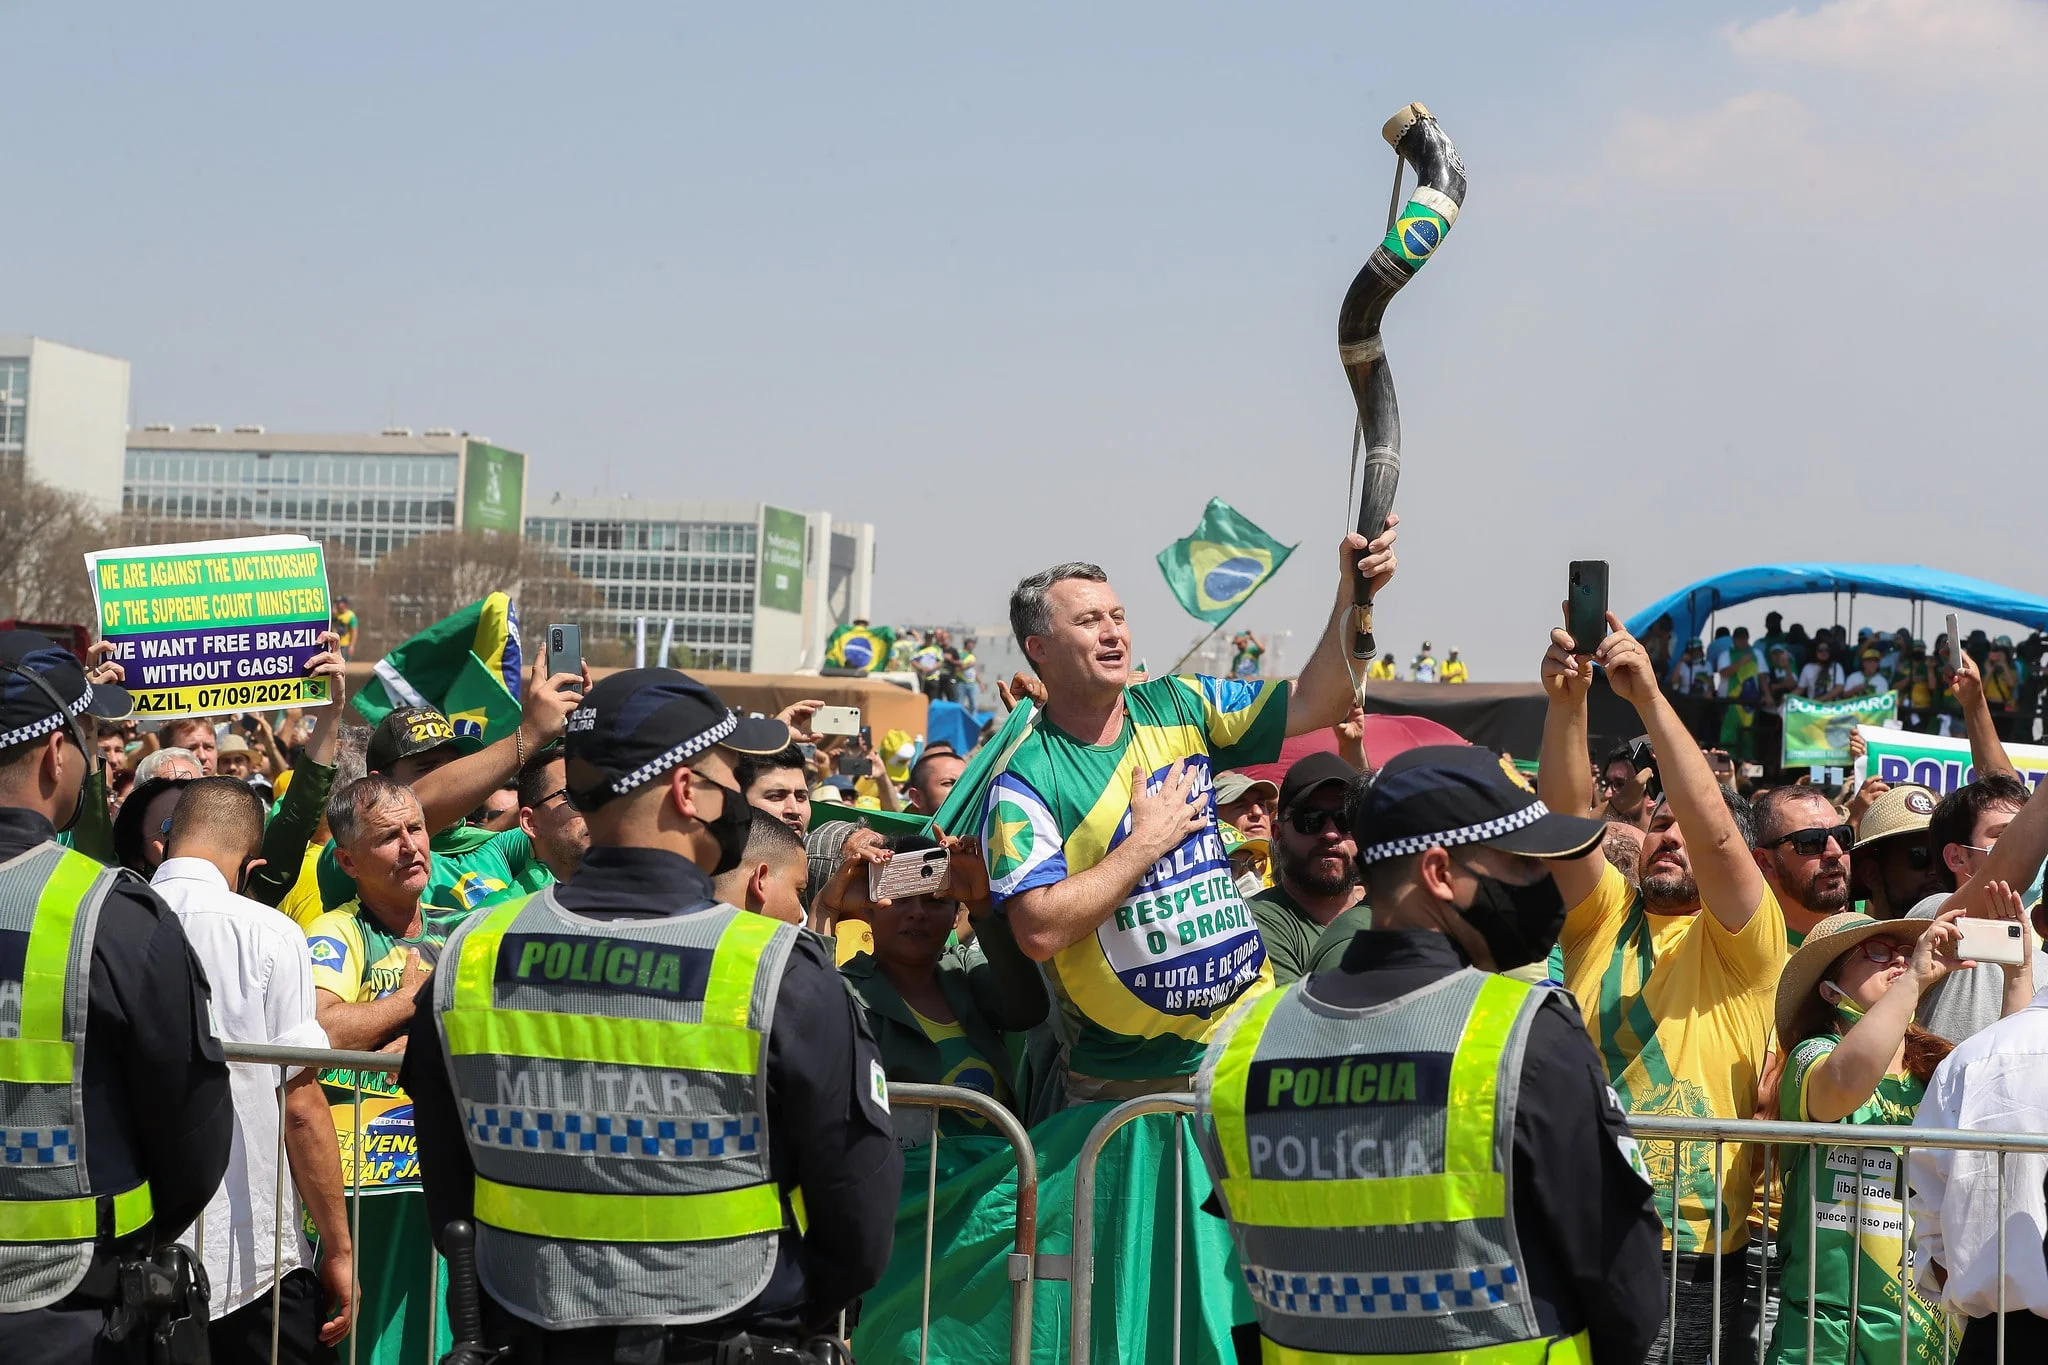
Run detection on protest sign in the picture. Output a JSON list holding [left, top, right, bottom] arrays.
[[1857, 725, 2048, 796], [1782, 692, 1898, 766], [84, 535, 333, 717]]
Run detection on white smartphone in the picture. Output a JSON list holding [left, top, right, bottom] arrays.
[[813, 705, 861, 736], [1946, 613, 1961, 653], [1954, 918, 2029, 967], [868, 846, 951, 902]]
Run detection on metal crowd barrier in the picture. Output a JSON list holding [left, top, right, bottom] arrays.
[[209, 1044, 1041, 1365], [1068, 1098, 2048, 1365]]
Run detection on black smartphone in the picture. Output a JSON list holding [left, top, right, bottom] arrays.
[[547, 624, 584, 694], [1567, 561, 1610, 656]]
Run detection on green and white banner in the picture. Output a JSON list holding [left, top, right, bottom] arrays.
[[1781, 692, 1898, 766], [1857, 725, 2048, 797]]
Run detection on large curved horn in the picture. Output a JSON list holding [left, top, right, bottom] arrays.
[[1337, 102, 1467, 659]]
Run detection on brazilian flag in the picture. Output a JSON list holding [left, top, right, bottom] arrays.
[[824, 623, 895, 673], [352, 593, 524, 747], [1155, 498, 1295, 625]]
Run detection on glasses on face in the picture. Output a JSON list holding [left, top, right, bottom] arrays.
[[1845, 938, 1909, 968], [1287, 807, 1344, 837], [531, 786, 571, 810], [1762, 824, 1854, 857]]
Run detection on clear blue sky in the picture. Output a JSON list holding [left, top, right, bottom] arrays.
[[13, 2, 2046, 677]]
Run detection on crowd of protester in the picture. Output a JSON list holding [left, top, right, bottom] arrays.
[[1644, 609, 2044, 759], [57, 576, 2048, 1364]]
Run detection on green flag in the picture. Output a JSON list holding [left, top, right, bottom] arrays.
[[824, 623, 896, 673], [352, 592, 524, 747], [1156, 498, 1295, 625]]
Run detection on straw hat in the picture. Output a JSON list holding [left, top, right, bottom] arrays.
[[1774, 911, 1935, 1040], [1852, 784, 1937, 853]]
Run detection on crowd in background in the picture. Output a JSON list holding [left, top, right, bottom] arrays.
[[58, 579, 2048, 1365]]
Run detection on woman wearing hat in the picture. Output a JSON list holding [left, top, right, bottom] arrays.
[[1765, 897, 2015, 1365]]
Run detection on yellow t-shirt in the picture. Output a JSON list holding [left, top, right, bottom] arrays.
[[1440, 660, 1469, 684], [276, 844, 327, 932], [1560, 862, 1788, 1254]]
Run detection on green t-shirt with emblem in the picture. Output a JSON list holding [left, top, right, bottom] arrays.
[[315, 824, 545, 916], [982, 674, 1289, 1081], [908, 1005, 1013, 1138], [1768, 1035, 1956, 1365]]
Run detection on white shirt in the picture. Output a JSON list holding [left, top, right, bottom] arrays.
[[1797, 660, 1844, 697], [1908, 985, 2048, 1320], [1839, 670, 1891, 698], [151, 857, 330, 1317]]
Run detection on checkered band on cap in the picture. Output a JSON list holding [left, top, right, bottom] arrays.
[[608, 709, 739, 795], [0, 682, 93, 751], [1359, 799, 1551, 865]]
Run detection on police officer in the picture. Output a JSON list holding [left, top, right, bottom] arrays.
[[0, 631, 233, 1361], [402, 669, 902, 1364], [1193, 746, 1666, 1365]]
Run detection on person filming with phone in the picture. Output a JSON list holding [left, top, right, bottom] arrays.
[[835, 833, 1049, 1139], [1539, 608, 1789, 1356]]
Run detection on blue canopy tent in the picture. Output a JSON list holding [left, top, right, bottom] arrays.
[[1626, 564, 2048, 647]]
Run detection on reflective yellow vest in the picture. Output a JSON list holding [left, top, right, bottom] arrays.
[[0, 844, 155, 1311], [435, 890, 804, 1329], [1193, 969, 1589, 1365]]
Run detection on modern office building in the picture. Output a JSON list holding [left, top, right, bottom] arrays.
[[123, 427, 528, 563], [524, 497, 876, 673], [0, 336, 131, 511]]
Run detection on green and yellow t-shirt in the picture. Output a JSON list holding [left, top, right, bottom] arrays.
[[1768, 1037, 1956, 1365], [315, 824, 546, 917], [1560, 862, 1788, 1253], [982, 674, 1288, 1081], [306, 900, 474, 1005], [909, 1005, 1012, 1137]]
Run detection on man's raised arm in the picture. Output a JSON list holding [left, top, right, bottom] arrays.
[[410, 652, 585, 834], [1950, 651, 2019, 784], [1288, 517, 1400, 736], [1005, 760, 1209, 961], [1600, 616, 1766, 934], [1537, 618, 1609, 910]]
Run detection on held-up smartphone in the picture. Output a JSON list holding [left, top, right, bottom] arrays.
[[1567, 561, 1610, 656], [836, 726, 871, 777], [1954, 918, 2029, 967], [868, 846, 952, 903], [547, 625, 585, 694], [813, 705, 861, 737], [1946, 613, 1961, 653]]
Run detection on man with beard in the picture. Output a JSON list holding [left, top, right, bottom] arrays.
[[1539, 613, 1788, 1361], [1750, 787, 1854, 945], [1248, 752, 1364, 984]]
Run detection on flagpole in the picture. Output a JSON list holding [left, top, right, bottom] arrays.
[[1164, 585, 1266, 677]]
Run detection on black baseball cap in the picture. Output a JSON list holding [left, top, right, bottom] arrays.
[[564, 668, 792, 810], [1351, 745, 1604, 866], [366, 705, 467, 773], [0, 631, 132, 752], [1277, 751, 1357, 814]]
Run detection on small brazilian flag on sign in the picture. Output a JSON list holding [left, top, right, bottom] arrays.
[[1155, 497, 1296, 625]]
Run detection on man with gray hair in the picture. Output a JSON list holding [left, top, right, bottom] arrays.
[[301, 773, 469, 1364], [136, 744, 204, 784], [979, 516, 1401, 1102]]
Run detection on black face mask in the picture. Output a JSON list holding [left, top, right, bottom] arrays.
[[699, 776, 752, 877], [1454, 861, 1566, 972]]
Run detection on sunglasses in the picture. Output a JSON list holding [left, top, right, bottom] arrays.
[[530, 786, 572, 810], [1762, 824, 1853, 857], [1287, 807, 1344, 837]]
